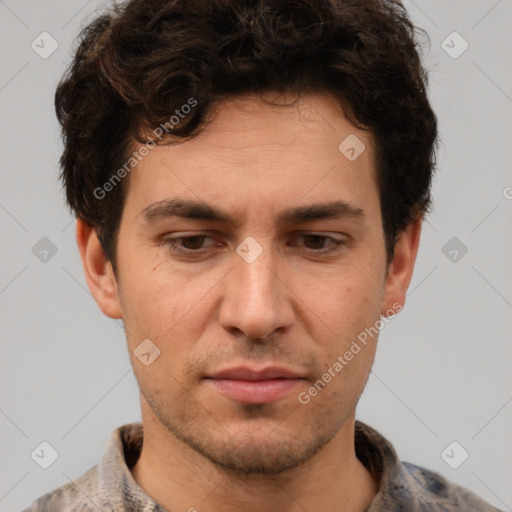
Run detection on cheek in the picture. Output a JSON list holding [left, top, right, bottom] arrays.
[[117, 252, 201, 334], [303, 262, 385, 335], [119, 268, 217, 379]]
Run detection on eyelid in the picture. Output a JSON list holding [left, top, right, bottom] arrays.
[[293, 231, 347, 240], [160, 231, 346, 243], [289, 232, 347, 253], [158, 231, 348, 258], [159, 233, 220, 251]]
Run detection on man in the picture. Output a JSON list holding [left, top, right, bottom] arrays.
[[23, 0, 501, 510]]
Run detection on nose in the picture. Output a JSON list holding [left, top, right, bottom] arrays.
[[218, 239, 295, 341]]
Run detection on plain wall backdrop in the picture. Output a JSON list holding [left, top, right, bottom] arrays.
[[0, 0, 511, 510]]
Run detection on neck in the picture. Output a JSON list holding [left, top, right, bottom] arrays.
[[131, 401, 378, 512]]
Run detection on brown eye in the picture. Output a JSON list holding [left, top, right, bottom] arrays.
[[161, 234, 221, 256], [288, 233, 346, 255], [302, 234, 329, 249], [180, 235, 208, 250]]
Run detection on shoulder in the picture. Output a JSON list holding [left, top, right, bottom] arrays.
[[22, 465, 112, 512], [355, 421, 503, 512], [400, 462, 503, 512]]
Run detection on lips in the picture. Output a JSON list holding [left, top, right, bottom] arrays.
[[204, 366, 306, 404], [208, 366, 304, 381]]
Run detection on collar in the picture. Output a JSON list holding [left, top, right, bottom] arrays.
[[96, 420, 492, 511]]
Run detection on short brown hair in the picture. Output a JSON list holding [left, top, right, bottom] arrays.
[[55, 0, 438, 271]]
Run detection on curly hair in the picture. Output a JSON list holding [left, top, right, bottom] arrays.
[[55, 0, 438, 271]]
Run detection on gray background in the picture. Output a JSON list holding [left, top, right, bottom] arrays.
[[0, 0, 511, 510]]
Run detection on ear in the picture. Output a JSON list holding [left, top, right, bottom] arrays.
[[76, 219, 123, 319], [381, 217, 422, 316]]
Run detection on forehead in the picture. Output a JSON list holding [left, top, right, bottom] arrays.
[[124, 93, 379, 223]]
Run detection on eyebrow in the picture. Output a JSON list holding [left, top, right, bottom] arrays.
[[139, 198, 365, 227]]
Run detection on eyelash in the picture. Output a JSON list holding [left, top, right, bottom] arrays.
[[159, 233, 346, 256]]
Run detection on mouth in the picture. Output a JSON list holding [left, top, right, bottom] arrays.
[[204, 366, 306, 404]]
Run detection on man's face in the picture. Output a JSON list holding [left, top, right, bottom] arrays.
[[106, 93, 401, 474]]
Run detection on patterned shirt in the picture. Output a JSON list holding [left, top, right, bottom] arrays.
[[23, 421, 502, 511]]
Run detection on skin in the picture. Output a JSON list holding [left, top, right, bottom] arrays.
[[77, 92, 421, 512]]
